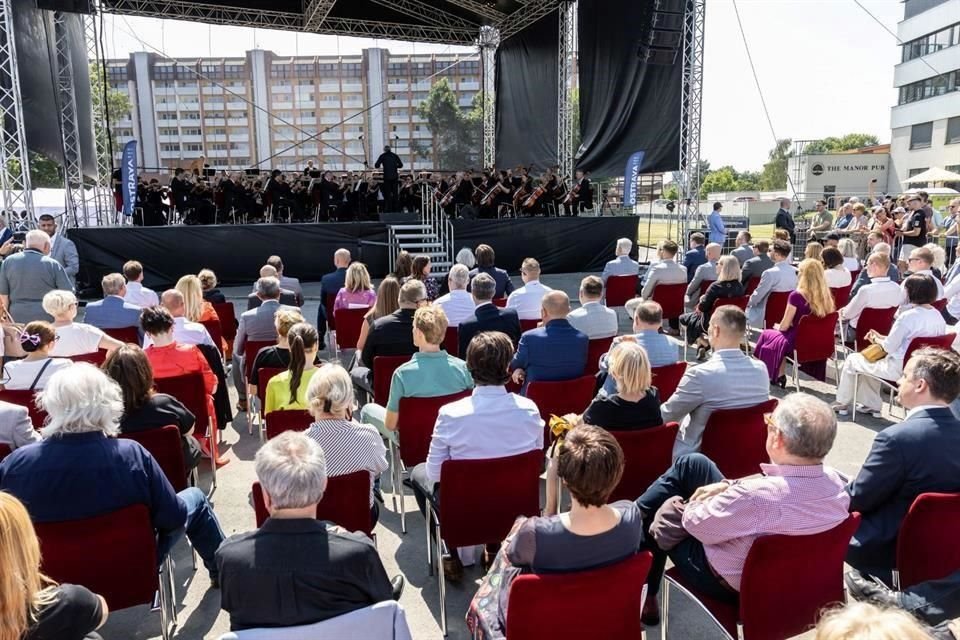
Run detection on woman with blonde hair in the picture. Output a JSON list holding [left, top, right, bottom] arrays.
[[582, 342, 663, 431], [679, 255, 745, 357], [43, 290, 122, 357], [804, 241, 824, 262], [198, 268, 226, 304], [923, 243, 947, 279], [838, 237, 862, 272], [754, 258, 835, 387], [176, 274, 219, 323], [334, 262, 377, 311], [356, 276, 401, 352], [248, 307, 305, 398], [0, 492, 108, 640], [814, 602, 934, 640]]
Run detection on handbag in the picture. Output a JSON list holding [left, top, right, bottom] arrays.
[[649, 496, 689, 551], [860, 343, 887, 363], [0, 302, 25, 358]]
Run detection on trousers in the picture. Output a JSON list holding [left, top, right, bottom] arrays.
[[158, 487, 226, 579]]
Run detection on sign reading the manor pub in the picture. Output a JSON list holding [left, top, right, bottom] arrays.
[[811, 162, 886, 175]]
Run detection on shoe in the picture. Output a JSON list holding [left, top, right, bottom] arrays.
[[776, 375, 787, 389], [390, 575, 405, 601], [441, 554, 464, 582], [641, 594, 660, 626], [696, 345, 708, 362], [855, 403, 884, 418], [831, 403, 850, 416], [236, 400, 248, 412], [373, 487, 384, 504], [209, 574, 219, 589], [844, 570, 899, 608]]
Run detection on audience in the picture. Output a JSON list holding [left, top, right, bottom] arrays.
[[356, 276, 401, 353], [731, 231, 753, 266], [392, 249, 413, 281], [507, 258, 553, 320], [640, 239, 687, 299], [176, 275, 219, 324], [318, 248, 350, 341], [600, 237, 640, 284], [455, 247, 476, 270], [822, 247, 852, 288], [814, 602, 939, 640], [334, 262, 377, 312], [685, 242, 721, 309], [746, 239, 797, 327], [468, 243, 514, 300], [82, 273, 142, 330], [846, 571, 960, 640], [434, 264, 476, 327], [903, 247, 945, 303], [840, 252, 902, 344], [804, 241, 824, 262], [407, 254, 440, 301], [233, 276, 291, 411], [680, 255, 744, 354], [198, 268, 226, 304], [682, 232, 707, 282], [0, 229, 72, 323], [122, 260, 159, 308], [264, 322, 321, 414], [583, 342, 662, 430], [458, 272, 522, 355], [567, 275, 618, 339], [247, 266, 299, 310], [266, 254, 303, 303], [248, 307, 305, 399], [143, 289, 215, 348], [599, 300, 680, 396], [837, 238, 861, 273], [510, 291, 588, 391], [850, 241, 900, 297], [0, 321, 73, 390], [740, 239, 773, 285], [0, 399, 40, 449], [43, 290, 122, 357]]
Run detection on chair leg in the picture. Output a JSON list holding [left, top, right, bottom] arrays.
[[737, 622, 745, 640], [893, 569, 901, 591], [852, 374, 859, 421], [425, 506, 434, 574], [793, 351, 800, 391], [661, 577, 670, 638], [158, 555, 177, 640], [436, 516, 448, 637]]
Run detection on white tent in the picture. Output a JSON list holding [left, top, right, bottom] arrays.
[[902, 167, 960, 185]]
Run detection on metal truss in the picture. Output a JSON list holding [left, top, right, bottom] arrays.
[[303, 0, 335, 31], [0, 0, 33, 222], [370, 0, 478, 30], [678, 0, 705, 239], [499, 0, 562, 41], [440, 0, 505, 23], [54, 12, 87, 228], [479, 25, 498, 167], [556, 0, 575, 179], [84, 10, 111, 226]]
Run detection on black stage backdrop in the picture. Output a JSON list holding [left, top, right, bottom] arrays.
[[72, 218, 638, 291], [494, 11, 558, 171], [576, 0, 683, 178]]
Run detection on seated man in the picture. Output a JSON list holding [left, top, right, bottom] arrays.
[[636, 393, 850, 623], [0, 365, 225, 584], [846, 567, 960, 640], [233, 276, 292, 411], [468, 243, 514, 300], [640, 239, 687, 300], [360, 305, 473, 441], [506, 258, 553, 321], [458, 273, 522, 355], [682, 232, 707, 282], [217, 431, 401, 631], [82, 273, 143, 330], [846, 348, 960, 584], [317, 248, 350, 344], [510, 291, 588, 391], [902, 246, 945, 305], [665, 306, 769, 456], [850, 242, 901, 297], [434, 264, 476, 327], [122, 260, 159, 308], [601, 237, 640, 285], [247, 265, 299, 310], [740, 239, 773, 285], [731, 231, 753, 266], [0, 399, 40, 450], [266, 254, 303, 305], [840, 252, 902, 344], [143, 289, 215, 348], [746, 239, 797, 328], [686, 242, 721, 310], [567, 275, 618, 339], [598, 300, 681, 396]]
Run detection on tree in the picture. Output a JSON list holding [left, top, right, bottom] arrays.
[[760, 138, 792, 191], [701, 166, 739, 194], [416, 78, 480, 169], [89, 62, 132, 172], [805, 133, 880, 155]]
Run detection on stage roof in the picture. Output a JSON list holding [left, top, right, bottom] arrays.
[[100, 0, 563, 45]]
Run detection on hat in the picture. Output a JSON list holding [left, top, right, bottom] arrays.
[[894, 206, 906, 213]]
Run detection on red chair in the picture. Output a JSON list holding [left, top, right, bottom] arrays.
[[651, 282, 686, 321], [70, 350, 107, 366], [492, 297, 508, 308], [372, 355, 413, 406], [608, 423, 680, 502], [850, 269, 861, 283], [787, 312, 840, 390], [894, 492, 960, 590], [605, 274, 639, 307], [699, 279, 716, 297], [0, 442, 11, 462], [35, 504, 177, 639], [252, 471, 373, 536], [199, 318, 223, 355], [333, 307, 370, 351], [662, 514, 861, 640], [830, 284, 853, 309], [851, 306, 897, 352], [585, 336, 614, 376], [429, 450, 542, 634], [324, 295, 337, 331], [0, 389, 47, 430], [721, 295, 749, 311], [525, 376, 596, 444], [253, 365, 285, 440], [102, 326, 141, 344], [519, 318, 539, 332], [153, 373, 217, 491], [119, 425, 189, 492], [651, 361, 687, 403], [264, 409, 312, 440], [242, 339, 275, 383], [932, 298, 948, 312], [442, 326, 459, 357], [701, 398, 779, 479], [762, 290, 791, 329], [212, 302, 237, 342], [506, 552, 654, 639], [744, 276, 761, 297]]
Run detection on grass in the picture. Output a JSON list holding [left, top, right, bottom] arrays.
[[634, 220, 775, 248]]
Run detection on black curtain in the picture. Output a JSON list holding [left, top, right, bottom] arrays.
[[576, 0, 683, 178], [495, 11, 558, 171]]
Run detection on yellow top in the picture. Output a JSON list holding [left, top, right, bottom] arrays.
[[264, 367, 320, 414]]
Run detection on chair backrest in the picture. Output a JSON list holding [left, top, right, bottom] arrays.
[[525, 375, 596, 430], [719, 295, 749, 311], [794, 312, 840, 363], [585, 336, 614, 376], [605, 275, 639, 308], [701, 398, 779, 479], [492, 297, 508, 308], [854, 307, 897, 351], [609, 423, 680, 502], [216, 601, 412, 640], [904, 334, 956, 365], [763, 291, 791, 329], [896, 492, 960, 589], [256, 366, 286, 412], [212, 302, 238, 341], [0, 389, 47, 430], [699, 279, 716, 297], [932, 298, 948, 312], [396, 391, 472, 468], [333, 307, 370, 350], [744, 276, 762, 296], [324, 295, 337, 330], [70, 350, 107, 366], [651, 283, 686, 320], [372, 355, 413, 406], [439, 449, 542, 547], [118, 425, 188, 492], [0, 442, 11, 462], [102, 326, 141, 345], [442, 326, 459, 357], [519, 318, 539, 332], [651, 361, 687, 403], [264, 409, 312, 440], [243, 340, 276, 381], [829, 285, 852, 310], [34, 504, 160, 611], [153, 373, 210, 432], [739, 514, 861, 640], [252, 470, 373, 535], [506, 552, 653, 639], [850, 269, 861, 283], [200, 318, 224, 352]]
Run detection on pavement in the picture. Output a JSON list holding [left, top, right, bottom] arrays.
[[94, 272, 887, 640]]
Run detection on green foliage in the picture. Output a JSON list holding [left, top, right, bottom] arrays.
[[804, 133, 880, 154], [700, 165, 762, 195], [759, 138, 792, 191], [664, 184, 679, 201], [416, 78, 481, 169], [6, 152, 63, 189], [89, 62, 132, 171]]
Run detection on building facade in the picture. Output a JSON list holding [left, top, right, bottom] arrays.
[[106, 48, 482, 173], [888, 0, 960, 193], [787, 147, 890, 207]]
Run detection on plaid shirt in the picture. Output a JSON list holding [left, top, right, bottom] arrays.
[[682, 463, 850, 590]]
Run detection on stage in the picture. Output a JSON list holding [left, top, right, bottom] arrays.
[[71, 216, 641, 290]]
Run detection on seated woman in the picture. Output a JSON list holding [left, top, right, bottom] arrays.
[[679, 255, 744, 356], [822, 247, 852, 288], [334, 262, 377, 312], [43, 290, 122, 357], [838, 238, 862, 273], [754, 259, 835, 387], [264, 322, 321, 414], [469, 425, 643, 639], [0, 493, 109, 640], [356, 276, 401, 353], [198, 268, 226, 304], [248, 307, 304, 400], [804, 241, 823, 262], [582, 342, 662, 431], [406, 254, 440, 301], [303, 364, 389, 524], [0, 322, 73, 391], [176, 274, 219, 324], [103, 344, 201, 471]]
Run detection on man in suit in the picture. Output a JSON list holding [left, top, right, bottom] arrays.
[[740, 239, 774, 285], [707, 202, 726, 245], [233, 276, 292, 410], [847, 348, 960, 584], [601, 237, 640, 285], [510, 291, 588, 392], [665, 306, 770, 456], [0, 213, 12, 246], [0, 400, 40, 450], [375, 145, 403, 212], [640, 239, 687, 300], [248, 265, 299, 310], [731, 231, 753, 266], [850, 239, 900, 297], [568, 275, 617, 339], [746, 239, 797, 328], [686, 243, 721, 310], [317, 248, 350, 345], [458, 273, 522, 355], [0, 230, 72, 323], [266, 255, 303, 305], [467, 243, 514, 300], [774, 197, 796, 244], [38, 214, 79, 287], [82, 273, 143, 330], [682, 233, 707, 282]]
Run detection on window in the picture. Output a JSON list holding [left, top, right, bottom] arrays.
[[902, 22, 960, 62], [946, 164, 960, 191], [898, 69, 960, 105], [184, 143, 203, 152], [910, 122, 934, 149], [160, 144, 180, 152], [183, 128, 201, 136], [948, 116, 960, 145]]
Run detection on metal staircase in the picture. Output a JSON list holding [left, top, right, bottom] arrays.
[[388, 190, 455, 279]]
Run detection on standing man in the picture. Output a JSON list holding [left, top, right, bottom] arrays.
[[375, 145, 403, 212], [38, 214, 78, 288], [707, 202, 726, 246], [896, 194, 928, 270], [774, 197, 796, 244], [0, 230, 72, 322]]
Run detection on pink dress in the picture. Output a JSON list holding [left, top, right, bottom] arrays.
[[333, 288, 377, 311]]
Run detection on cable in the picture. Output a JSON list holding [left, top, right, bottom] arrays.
[[851, 0, 947, 82]]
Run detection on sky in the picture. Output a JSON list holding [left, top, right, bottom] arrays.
[[102, 0, 906, 172]]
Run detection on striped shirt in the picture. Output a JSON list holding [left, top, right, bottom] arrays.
[[303, 419, 389, 506]]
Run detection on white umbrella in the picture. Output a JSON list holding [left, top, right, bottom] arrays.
[[902, 167, 960, 185]]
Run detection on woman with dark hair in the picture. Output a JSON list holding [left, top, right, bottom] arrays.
[[0, 321, 73, 391], [407, 254, 440, 301], [822, 247, 852, 288], [103, 344, 201, 470], [264, 322, 321, 414], [393, 250, 413, 281], [249, 307, 305, 398]]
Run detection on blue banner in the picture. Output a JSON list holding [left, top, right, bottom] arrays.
[[121, 140, 138, 217], [623, 150, 644, 208]]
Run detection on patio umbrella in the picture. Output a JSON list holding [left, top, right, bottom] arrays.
[[902, 167, 960, 185]]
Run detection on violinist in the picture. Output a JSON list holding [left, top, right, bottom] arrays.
[[564, 169, 593, 216]]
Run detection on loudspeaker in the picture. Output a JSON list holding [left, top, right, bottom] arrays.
[[35, 0, 93, 13]]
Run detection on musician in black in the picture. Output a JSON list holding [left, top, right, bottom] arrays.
[[399, 174, 418, 213], [169, 168, 191, 220], [375, 145, 403, 211], [566, 169, 593, 217]]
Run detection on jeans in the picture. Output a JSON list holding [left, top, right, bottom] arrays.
[[351, 367, 373, 406], [899, 569, 960, 626], [158, 488, 226, 579]]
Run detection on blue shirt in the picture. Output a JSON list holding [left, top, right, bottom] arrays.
[[708, 210, 726, 244], [510, 318, 588, 390], [683, 247, 707, 282], [599, 330, 681, 395]]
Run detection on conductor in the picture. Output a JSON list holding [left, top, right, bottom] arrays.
[[375, 145, 403, 212]]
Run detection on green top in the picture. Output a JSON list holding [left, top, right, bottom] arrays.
[[812, 210, 834, 229], [265, 367, 321, 414], [386, 351, 474, 412]]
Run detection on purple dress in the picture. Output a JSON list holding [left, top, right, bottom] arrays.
[[754, 291, 810, 382]]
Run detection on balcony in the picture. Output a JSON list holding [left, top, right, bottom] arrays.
[[159, 150, 183, 159], [297, 116, 317, 125], [206, 149, 229, 158], [227, 118, 248, 126], [204, 118, 226, 126], [273, 101, 294, 110], [206, 134, 227, 142], [229, 134, 249, 142], [342, 82, 362, 92], [154, 103, 177, 111], [459, 81, 480, 91], [319, 116, 340, 124], [180, 135, 203, 143], [296, 101, 316, 109], [202, 86, 224, 95], [226, 101, 248, 110], [176, 85, 199, 94], [389, 99, 410, 107]]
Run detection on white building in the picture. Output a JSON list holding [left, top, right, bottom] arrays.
[[787, 149, 890, 207], [888, 0, 960, 193]]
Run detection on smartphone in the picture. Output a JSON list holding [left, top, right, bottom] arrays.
[[12, 231, 26, 243]]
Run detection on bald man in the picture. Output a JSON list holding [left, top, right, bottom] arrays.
[[247, 265, 299, 310], [510, 290, 588, 393], [143, 289, 215, 348], [318, 248, 351, 344]]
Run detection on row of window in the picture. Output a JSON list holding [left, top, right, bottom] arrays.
[[908, 116, 960, 149], [270, 62, 364, 79], [898, 69, 960, 105], [902, 22, 960, 62]]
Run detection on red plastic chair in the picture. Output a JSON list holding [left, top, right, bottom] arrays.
[[894, 492, 960, 590], [70, 350, 107, 366], [153, 372, 217, 491], [851, 306, 897, 352], [744, 276, 761, 296], [200, 318, 223, 354], [585, 336, 614, 376], [252, 471, 373, 536], [506, 552, 654, 639], [242, 339, 275, 383], [787, 312, 840, 390], [932, 298, 948, 312], [264, 409, 312, 440], [442, 326, 459, 357], [0, 442, 11, 462], [34, 504, 177, 638], [720, 295, 749, 311], [608, 423, 680, 502], [763, 290, 791, 329], [372, 354, 413, 406], [519, 318, 539, 332], [492, 297, 508, 308], [525, 375, 596, 443], [651, 361, 687, 403], [212, 302, 237, 342], [334, 307, 370, 351], [429, 450, 543, 634], [701, 398, 779, 479], [850, 269, 861, 284], [102, 326, 141, 345], [605, 274, 639, 307], [830, 284, 852, 310], [0, 389, 47, 430], [662, 514, 861, 640], [699, 279, 716, 297], [651, 282, 686, 321], [253, 365, 285, 440], [119, 425, 189, 492]]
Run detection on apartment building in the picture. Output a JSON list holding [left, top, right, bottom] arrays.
[[106, 48, 482, 173]]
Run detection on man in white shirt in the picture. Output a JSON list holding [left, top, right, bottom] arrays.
[[943, 245, 960, 323], [122, 260, 159, 308], [901, 246, 945, 306], [506, 257, 553, 320], [840, 252, 902, 343], [567, 275, 618, 339], [433, 264, 476, 327], [600, 237, 640, 285], [143, 289, 215, 348]]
